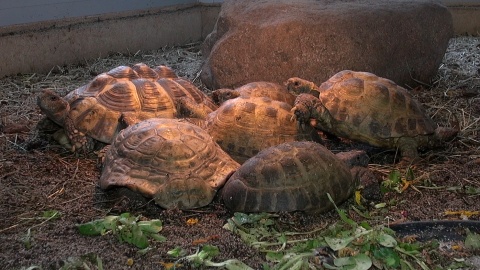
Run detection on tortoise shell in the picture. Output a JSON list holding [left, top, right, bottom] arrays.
[[204, 96, 319, 163], [222, 141, 357, 213], [212, 81, 296, 106], [64, 63, 178, 103], [317, 70, 436, 143], [39, 64, 217, 148], [99, 118, 240, 210]]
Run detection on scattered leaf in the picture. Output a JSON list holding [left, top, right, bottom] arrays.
[[465, 229, 480, 250], [138, 219, 163, 233], [376, 232, 397, 247], [76, 213, 165, 248], [444, 210, 479, 218], [167, 247, 188, 258], [465, 186, 480, 195], [21, 228, 33, 249], [374, 203, 386, 208], [186, 217, 199, 225], [354, 191, 362, 206], [334, 253, 372, 270], [373, 247, 400, 268], [42, 210, 61, 220], [192, 235, 220, 245], [160, 261, 179, 270]]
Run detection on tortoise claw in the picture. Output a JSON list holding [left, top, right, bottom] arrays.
[[290, 114, 297, 122], [290, 107, 297, 120]]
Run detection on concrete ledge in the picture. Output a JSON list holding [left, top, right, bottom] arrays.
[[0, 3, 221, 78], [443, 0, 480, 36]]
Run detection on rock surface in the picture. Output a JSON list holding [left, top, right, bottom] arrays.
[[201, 0, 453, 89]]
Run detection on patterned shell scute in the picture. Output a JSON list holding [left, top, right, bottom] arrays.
[[99, 118, 240, 210], [222, 141, 356, 213], [64, 63, 176, 103], [157, 78, 218, 111], [318, 70, 436, 140], [106, 65, 140, 79], [205, 96, 317, 163], [133, 79, 178, 115], [132, 63, 161, 80], [235, 82, 296, 105], [96, 81, 142, 112]]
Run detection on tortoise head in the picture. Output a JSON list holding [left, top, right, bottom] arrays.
[[336, 150, 382, 202], [37, 89, 70, 126], [335, 150, 369, 169], [211, 88, 239, 105], [285, 77, 320, 97]]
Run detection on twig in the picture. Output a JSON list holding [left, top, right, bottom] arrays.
[[59, 194, 89, 205], [0, 167, 19, 179], [71, 159, 80, 180], [0, 223, 20, 233]]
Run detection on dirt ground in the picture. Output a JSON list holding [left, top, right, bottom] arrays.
[[1, 37, 479, 269]]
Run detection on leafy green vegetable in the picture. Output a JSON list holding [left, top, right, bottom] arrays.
[[465, 229, 480, 250], [58, 253, 103, 270], [21, 228, 33, 250], [76, 213, 165, 248], [224, 193, 437, 269], [42, 210, 61, 220], [168, 245, 253, 270]]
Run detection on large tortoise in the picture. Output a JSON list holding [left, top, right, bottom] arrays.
[[211, 81, 296, 106], [99, 118, 240, 210], [196, 96, 320, 163], [37, 63, 217, 152], [286, 70, 458, 160], [222, 141, 380, 213]]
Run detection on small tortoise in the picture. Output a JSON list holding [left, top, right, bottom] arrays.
[[211, 81, 296, 106], [197, 96, 320, 163], [37, 63, 217, 152], [286, 70, 457, 160], [99, 118, 240, 210], [222, 141, 380, 213]]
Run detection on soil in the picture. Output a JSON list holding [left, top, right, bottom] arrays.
[[1, 37, 479, 269]]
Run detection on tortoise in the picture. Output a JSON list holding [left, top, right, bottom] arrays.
[[99, 118, 240, 210], [286, 70, 458, 160], [211, 81, 296, 106], [195, 96, 320, 163], [37, 63, 217, 152], [222, 141, 380, 213]]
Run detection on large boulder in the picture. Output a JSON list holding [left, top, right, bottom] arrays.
[[201, 0, 453, 89]]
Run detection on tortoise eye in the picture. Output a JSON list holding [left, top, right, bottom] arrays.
[[294, 81, 300, 86]]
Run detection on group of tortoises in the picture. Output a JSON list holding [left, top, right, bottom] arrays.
[[37, 64, 457, 212]]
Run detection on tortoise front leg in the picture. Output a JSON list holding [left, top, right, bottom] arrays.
[[176, 97, 213, 120], [52, 129, 73, 151], [64, 116, 95, 153], [96, 145, 111, 170], [396, 137, 420, 163], [291, 93, 325, 130]]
